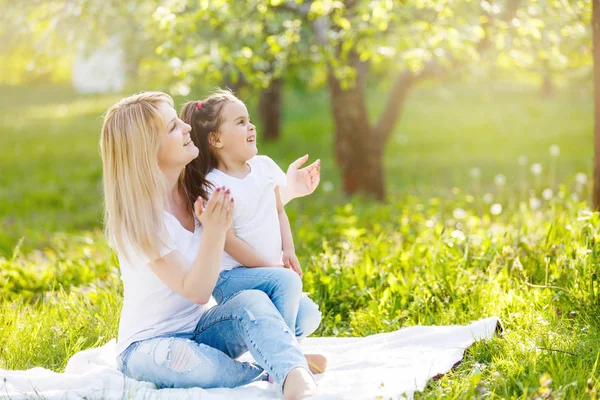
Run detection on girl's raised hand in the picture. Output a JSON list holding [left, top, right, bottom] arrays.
[[286, 155, 321, 198], [194, 186, 234, 234]]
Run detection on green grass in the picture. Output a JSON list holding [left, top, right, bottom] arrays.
[[1, 81, 599, 399]]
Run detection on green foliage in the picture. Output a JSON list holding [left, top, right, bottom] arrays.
[[0, 82, 597, 398]]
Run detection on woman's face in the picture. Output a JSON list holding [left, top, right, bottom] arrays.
[[156, 102, 198, 171]]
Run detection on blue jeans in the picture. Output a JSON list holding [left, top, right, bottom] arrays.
[[213, 267, 322, 339], [118, 290, 310, 390]]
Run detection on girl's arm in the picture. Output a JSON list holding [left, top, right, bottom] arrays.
[[147, 188, 233, 304], [224, 228, 281, 268], [277, 186, 302, 276]]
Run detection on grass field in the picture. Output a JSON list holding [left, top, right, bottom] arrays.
[[1, 81, 598, 398]]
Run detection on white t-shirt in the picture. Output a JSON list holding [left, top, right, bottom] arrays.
[[115, 212, 214, 356], [206, 155, 287, 271]]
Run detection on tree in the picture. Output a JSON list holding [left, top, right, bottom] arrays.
[[593, 0, 600, 210], [488, 0, 591, 99], [151, 0, 531, 199]]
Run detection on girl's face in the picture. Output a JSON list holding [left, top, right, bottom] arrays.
[[156, 102, 197, 171], [214, 100, 257, 162]]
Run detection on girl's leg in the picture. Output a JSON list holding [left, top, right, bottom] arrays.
[[120, 337, 265, 389], [194, 289, 312, 391], [212, 267, 302, 335], [295, 293, 322, 339]]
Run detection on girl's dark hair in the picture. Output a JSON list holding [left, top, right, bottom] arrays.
[[180, 88, 241, 205]]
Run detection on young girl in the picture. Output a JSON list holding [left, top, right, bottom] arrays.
[[180, 89, 327, 373]]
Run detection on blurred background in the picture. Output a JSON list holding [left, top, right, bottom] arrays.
[[0, 0, 592, 257]]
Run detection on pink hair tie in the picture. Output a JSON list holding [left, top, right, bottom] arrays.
[[196, 101, 203, 109]]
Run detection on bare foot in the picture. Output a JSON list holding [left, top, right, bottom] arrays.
[[283, 367, 318, 400], [305, 353, 328, 374]]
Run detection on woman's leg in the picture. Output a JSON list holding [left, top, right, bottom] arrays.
[[212, 267, 303, 335], [295, 294, 322, 339], [194, 289, 311, 390], [120, 336, 266, 389]]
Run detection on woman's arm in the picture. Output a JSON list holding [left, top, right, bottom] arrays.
[[280, 155, 321, 206], [148, 188, 233, 304]]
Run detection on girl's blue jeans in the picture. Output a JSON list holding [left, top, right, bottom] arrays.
[[212, 267, 322, 339], [117, 290, 310, 390]]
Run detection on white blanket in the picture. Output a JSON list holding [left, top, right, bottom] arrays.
[[1, 317, 501, 399]]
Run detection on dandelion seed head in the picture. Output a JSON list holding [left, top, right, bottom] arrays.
[[453, 208, 467, 219], [451, 230, 466, 241], [470, 167, 481, 178], [483, 193, 494, 204], [530, 163, 543, 176], [490, 203, 503, 215], [542, 188, 553, 200], [549, 145, 560, 157], [518, 155, 528, 166], [530, 197, 541, 210], [575, 173, 588, 185], [494, 174, 506, 186]]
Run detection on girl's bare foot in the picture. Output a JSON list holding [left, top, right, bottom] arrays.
[[283, 367, 318, 400], [305, 353, 328, 374]]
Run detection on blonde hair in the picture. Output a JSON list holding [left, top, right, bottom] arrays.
[[100, 91, 174, 263]]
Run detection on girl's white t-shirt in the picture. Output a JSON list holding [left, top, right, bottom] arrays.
[[115, 212, 215, 356], [205, 155, 287, 271]]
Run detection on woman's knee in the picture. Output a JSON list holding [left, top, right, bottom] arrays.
[[125, 338, 218, 388]]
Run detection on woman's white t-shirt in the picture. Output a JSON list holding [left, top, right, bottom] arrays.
[[205, 156, 287, 271], [115, 212, 214, 356]]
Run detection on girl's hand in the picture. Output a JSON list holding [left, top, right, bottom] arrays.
[[286, 155, 320, 199], [282, 250, 303, 277], [194, 187, 234, 234]]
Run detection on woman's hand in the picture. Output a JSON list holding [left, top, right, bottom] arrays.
[[194, 186, 234, 234], [285, 154, 321, 200]]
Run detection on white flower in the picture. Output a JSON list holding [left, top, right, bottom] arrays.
[[530, 163, 543, 176], [529, 197, 541, 210], [549, 145, 560, 157], [483, 193, 494, 204], [490, 203, 503, 215], [575, 173, 588, 185], [322, 181, 334, 193], [470, 167, 481, 178], [518, 155, 528, 166], [453, 208, 467, 219], [542, 188, 553, 200], [494, 174, 506, 186]]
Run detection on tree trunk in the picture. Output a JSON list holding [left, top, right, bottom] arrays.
[[326, 68, 385, 200], [258, 78, 282, 141], [540, 72, 554, 99], [593, 0, 600, 210], [224, 74, 246, 95]]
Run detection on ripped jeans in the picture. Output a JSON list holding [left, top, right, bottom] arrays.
[[117, 290, 310, 390], [213, 267, 322, 339]]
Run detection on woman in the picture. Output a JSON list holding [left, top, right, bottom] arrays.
[[100, 91, 320, 399]]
